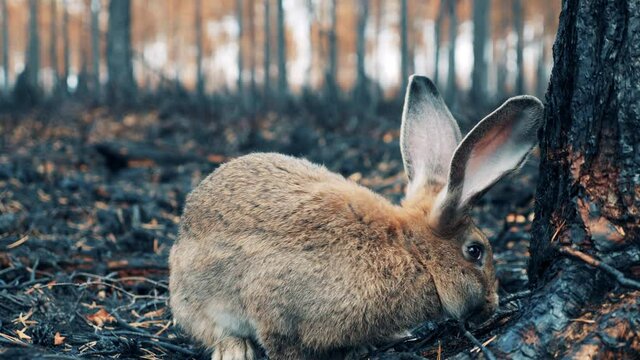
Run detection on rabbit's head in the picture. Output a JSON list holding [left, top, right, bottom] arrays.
[[399, 75, 543, 325]]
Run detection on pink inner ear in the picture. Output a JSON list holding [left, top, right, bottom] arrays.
[[466, 120, 514, 177]]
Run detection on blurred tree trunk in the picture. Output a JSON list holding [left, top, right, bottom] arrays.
[[49, 0, 58, 93], [433, 0, 444, 86], [445, 0, 457, 106], [26, 0, 40, 92], [374, 0, 383, 100], [195, 0, 204, 102], [495, 3, 509, 99], [1, 0, 8, 94], [276, 0, 287, 106], [490, 0, 640, 357], [471, 0, 489, 103], [354, 0, 368, 108], [263, 0, 271, 101], [237, 0, 244, 98], [248, 0, 257, 113], [325, 0, 338, 96], [106, 0, 135, 106], [535, 28, 547, 99], [304, 0, 314, 89], [62, 0, 69, 93], [400, 0, 408, 92], [513, 0, 524, 93], [91, 0, 100, 101]]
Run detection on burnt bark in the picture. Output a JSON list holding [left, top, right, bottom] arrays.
[[106, 0, 136, 107], [1, 0, 8, 94], [490, 0, 640, 357]]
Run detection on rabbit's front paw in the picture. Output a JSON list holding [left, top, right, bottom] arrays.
[[212, 337, 257, 360]]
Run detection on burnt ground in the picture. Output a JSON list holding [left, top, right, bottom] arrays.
[[0, 102, 537, 359]]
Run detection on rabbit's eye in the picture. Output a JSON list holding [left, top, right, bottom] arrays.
[[466, 244, 484, 262]]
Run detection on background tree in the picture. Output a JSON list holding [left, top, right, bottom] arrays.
[[1, 0, 10, 94], [445, 0, 457, 106], [62, 0, 69, 93], [354, 0, 369, 109], [49, 0, 58, 94], [263, 0, 271, 102], [276, 0, 287, 106], [25, 0, 40, 95], [400, 0, 408, 92], [433, 0, 445, 87], [491, 0, 640, 356], [513, 0, 524, 94], [106, 0, 136, 106], [91, 0, 100, 101], [237, 0, 244, 98], [472, 0, 489, 103]]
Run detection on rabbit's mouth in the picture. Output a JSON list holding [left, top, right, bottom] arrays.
[[465, 292, 499, 328]]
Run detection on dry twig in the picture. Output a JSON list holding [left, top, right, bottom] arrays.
[[558, 246, 640, 290]]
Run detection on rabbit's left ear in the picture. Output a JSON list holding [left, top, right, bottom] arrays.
[[430, 96, 544, 231], [400, 75, 461, 198]]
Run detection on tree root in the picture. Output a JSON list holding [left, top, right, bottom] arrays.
[[558, 246, 640, 290]]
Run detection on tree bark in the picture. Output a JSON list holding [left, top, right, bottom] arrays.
[[276, 0, 287, 106], [433, 0, 444, 87], [445, 0, 457, 107], [62, 0, 69, 93], [263, 0, 271, 101], [400, 0, 408, 92], [195, 0, 204, 102], [1, 0, 8, 94], [237, 0, 244, 98], [489, 0, 640, 357], [91, 0, 101, 101], [106, 0, 136, 107], [49, 0, 58, 92], [26, 0, 40, 91], [471, 0, 489, 103], [513, 0, 524, 94], [355, 0, 369, 107]]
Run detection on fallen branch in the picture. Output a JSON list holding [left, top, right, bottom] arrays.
[[558, 246, 640, 290], [460, 323, 497, 360]]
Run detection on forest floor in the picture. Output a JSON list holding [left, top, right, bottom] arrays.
[[0, 102, 538, 359]]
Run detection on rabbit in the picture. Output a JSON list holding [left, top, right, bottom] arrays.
[[169, 75, 543, 360]]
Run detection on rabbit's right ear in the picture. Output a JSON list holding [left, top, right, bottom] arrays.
[[400, 75, 461, 198]]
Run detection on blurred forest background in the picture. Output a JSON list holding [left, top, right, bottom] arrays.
[[0, 0, 560, 113]]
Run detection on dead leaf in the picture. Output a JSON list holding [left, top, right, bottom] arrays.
[[86, 308, 115, 327], [15, 328, 31, 341], [54, 332, 65, 345]]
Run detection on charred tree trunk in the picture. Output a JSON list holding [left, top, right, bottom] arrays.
[[62, 0, 69, 94], [490, 0, 640, 357], [471, 0, 489, 103], [513, 0, 524, 94], [49, 0, 58, 94], [14, 0, 41, 104], [354, 0, 369, 109], [445, 0, 457, 107], [276, 0, 287, 107], [433, 0, 444, 87], [237, 0, 244, 99], [1, 0, 8, 94], [248, 0, 257, 112], [325, 0, 338, 96], [305, 0, 314, 89], [400, 0, 409, 92], [106, 0, 135, 107], [91, 0, 101, 101], [263, 0, 271, 103], [195, 0, 204, 102]]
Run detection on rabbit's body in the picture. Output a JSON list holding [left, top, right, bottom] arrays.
[[170, 76, 543, 359], [170, 153, 445, 357]]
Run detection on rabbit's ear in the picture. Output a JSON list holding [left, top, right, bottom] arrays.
[[400, 75, 461, 197], [430, 95, 543, 231]]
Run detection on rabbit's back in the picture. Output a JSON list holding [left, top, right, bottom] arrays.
[[179, 152, 352, 244]]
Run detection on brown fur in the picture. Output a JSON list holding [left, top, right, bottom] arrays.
[[170, 153, 495, 359]]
